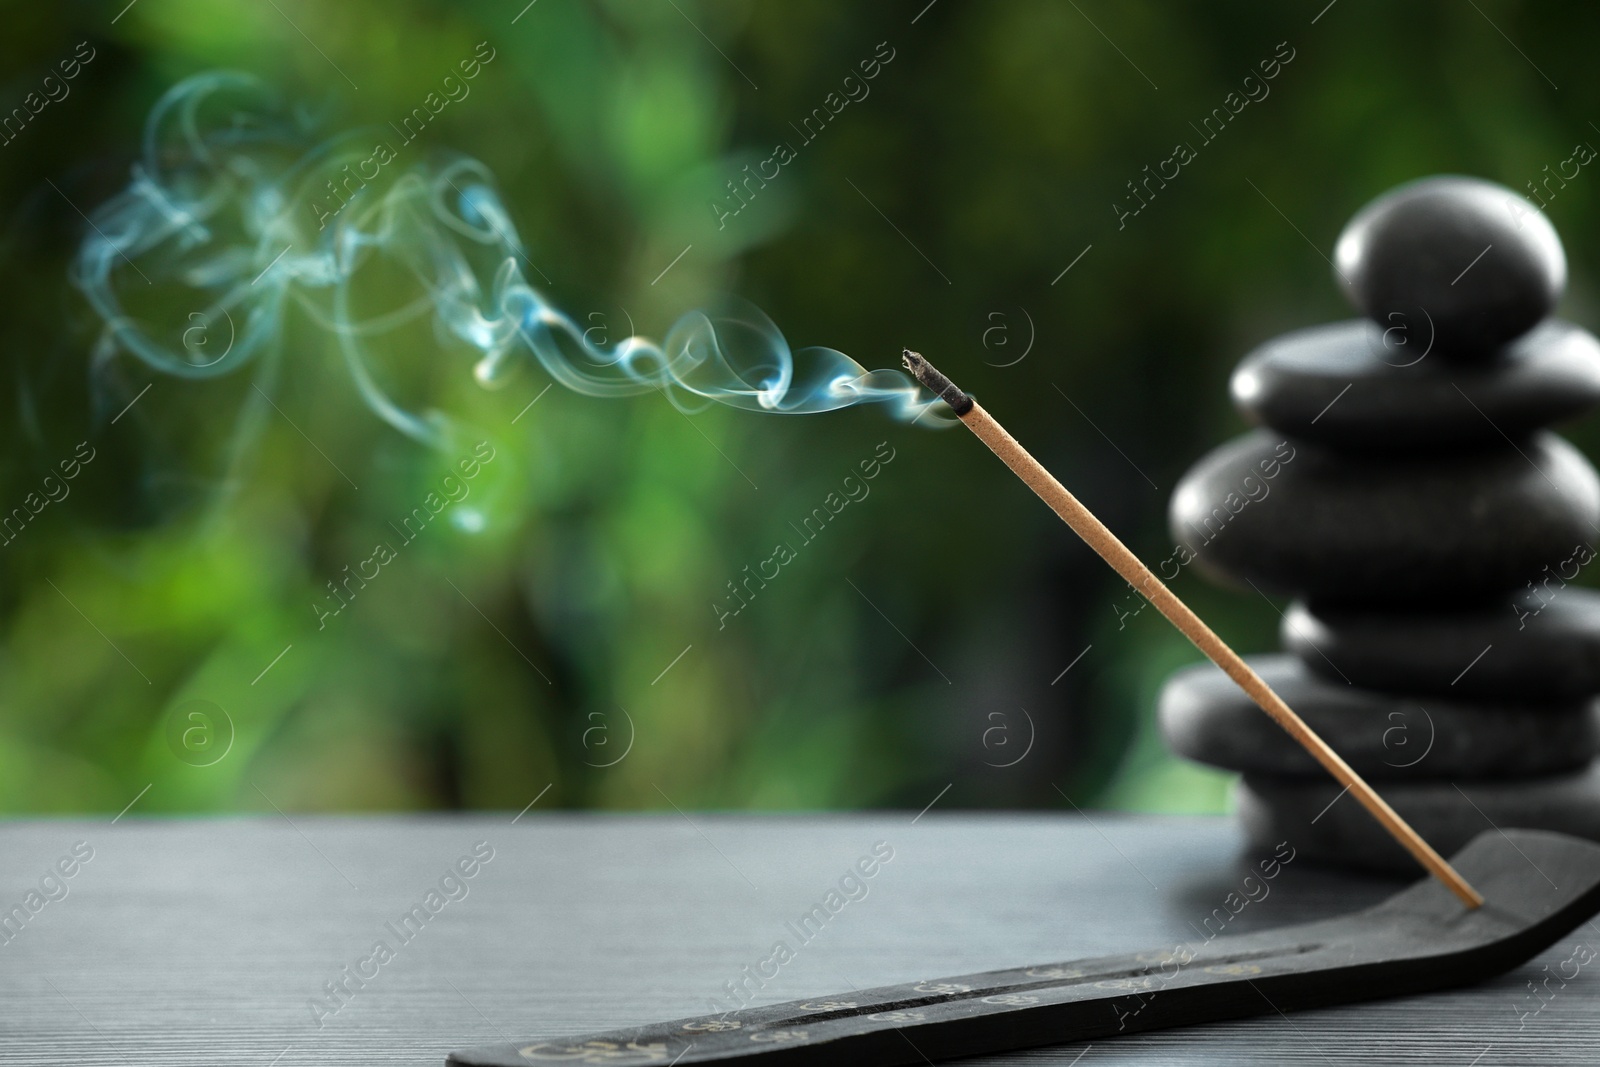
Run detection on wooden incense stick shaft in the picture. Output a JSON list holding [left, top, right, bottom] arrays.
[[904, 353, 1483, 909]]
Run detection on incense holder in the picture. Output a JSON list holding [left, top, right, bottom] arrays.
[[1164, 175, 1600, 871], [449, 829, 1600, 1066]]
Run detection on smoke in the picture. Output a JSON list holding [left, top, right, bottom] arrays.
[[71, 71, 947, 449]]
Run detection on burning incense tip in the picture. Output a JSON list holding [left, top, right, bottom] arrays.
[[902, 349, 974, 416]]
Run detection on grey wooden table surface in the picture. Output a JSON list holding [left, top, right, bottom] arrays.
[[0, 813, 1594, 1066]]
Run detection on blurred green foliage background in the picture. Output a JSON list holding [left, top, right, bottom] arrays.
[[1, 0, 1598, 817]]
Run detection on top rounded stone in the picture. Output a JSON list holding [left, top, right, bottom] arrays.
[[1334, 176, 1566, 358]]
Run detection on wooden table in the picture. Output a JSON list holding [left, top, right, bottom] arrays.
[[1, 813, 1594, 1065]]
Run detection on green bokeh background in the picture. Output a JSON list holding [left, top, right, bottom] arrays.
[[1, 1, 1597, 816]]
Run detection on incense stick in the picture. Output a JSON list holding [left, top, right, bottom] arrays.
[[902, 350, 1484, 910]]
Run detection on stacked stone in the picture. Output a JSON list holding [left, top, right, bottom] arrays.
[[1160, 176, 1600, 872]]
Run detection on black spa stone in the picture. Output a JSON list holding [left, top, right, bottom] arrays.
[[1230, 319, 1600, 451], [1334, 176, 1566, 358], [1238, 766, 1600, 874], [1284, 588, 1600, 702], [1168, 430, 1600, 605], [1160, 654, 1598, 780]]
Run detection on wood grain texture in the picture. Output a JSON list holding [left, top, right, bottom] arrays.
[[0, 814, 1596, 1066]]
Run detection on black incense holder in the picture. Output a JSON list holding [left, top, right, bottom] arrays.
[[451, 828, 1600, 1066]]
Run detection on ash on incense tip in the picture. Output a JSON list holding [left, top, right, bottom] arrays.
[[901, 349, 974, 415]]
